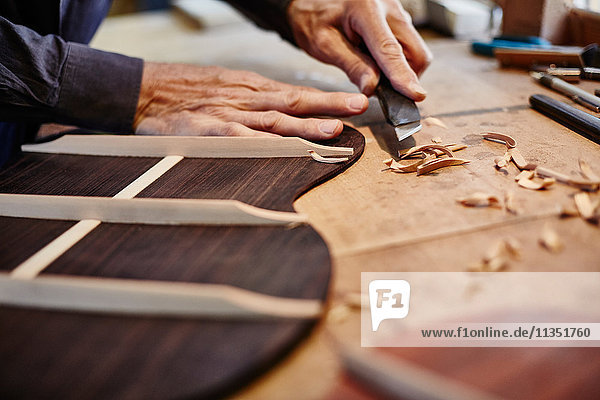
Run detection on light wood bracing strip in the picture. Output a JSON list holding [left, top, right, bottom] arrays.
[[340, 346, 504, 400], [22, 135, 354, 158], [0, 194, 308, 226], [9, 156, 183, 280], [0, 273, 323, 320]]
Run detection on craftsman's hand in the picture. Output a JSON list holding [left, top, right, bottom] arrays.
[[134, 63, 368, 139], [287, 0, 432, 100]]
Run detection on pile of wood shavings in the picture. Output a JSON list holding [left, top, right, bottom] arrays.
[[470, 237, 522, 272], [383, 142, 469, 176]]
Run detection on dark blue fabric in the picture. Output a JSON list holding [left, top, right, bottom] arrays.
[[0, 0, 143, 168]]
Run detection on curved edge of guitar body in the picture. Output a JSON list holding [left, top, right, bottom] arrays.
[[0, 126, 365, 399]]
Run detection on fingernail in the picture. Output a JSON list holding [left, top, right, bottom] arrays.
[[319, 120, 341, 135], [345, 94, 367, 112], [410, 82, 427, 98]]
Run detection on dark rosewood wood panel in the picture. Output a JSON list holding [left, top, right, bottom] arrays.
[[0, 153, 160, 196], [0, 127, 365, 399], [137, 127, 365, 212], [0, 217, 75, 271]]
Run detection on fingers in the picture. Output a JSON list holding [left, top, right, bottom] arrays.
[[135, 115, 278, 138], [231, 110, 343, 140], [254, 88, 368, 117], [307, 28, 380, 95], [349, 8, 427, 101], [386, 12, 433, 76]]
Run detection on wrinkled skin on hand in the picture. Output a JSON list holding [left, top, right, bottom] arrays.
[[287, 0, 433, 100], [134, 63, 368, 139]]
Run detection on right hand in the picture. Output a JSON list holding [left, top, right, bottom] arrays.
[[133, 62, 369, 140]]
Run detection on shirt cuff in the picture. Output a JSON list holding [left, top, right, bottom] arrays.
[[55, 42, 143, 133]]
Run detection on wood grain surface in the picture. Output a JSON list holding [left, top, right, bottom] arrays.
[[0, 127, 365, 399]]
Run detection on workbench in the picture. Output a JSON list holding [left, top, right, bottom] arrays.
[[87, 8, 600, 399]]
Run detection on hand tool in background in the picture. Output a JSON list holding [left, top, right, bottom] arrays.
[[529, 94, 600, 145], [530, 71, 600, 113], [375, 77, 422, 142], [472, 35, 552, 57]]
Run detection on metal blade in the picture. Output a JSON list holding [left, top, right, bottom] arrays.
[[395, 121, 422, 142], [375, 77, 421, 143]]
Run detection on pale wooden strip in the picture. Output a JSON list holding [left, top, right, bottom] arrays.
[[9, 156, 182, 279], [113, 155, 183, 198], [0, 194, 307, 225], [0, 273, 322, 320], [10, 220, 101, 280], [22, 135, 354, 158], [340, 346, 504, 400]]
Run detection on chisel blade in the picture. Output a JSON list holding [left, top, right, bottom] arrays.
[[375, 77, 422, 142]]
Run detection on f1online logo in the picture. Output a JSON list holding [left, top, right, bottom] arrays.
[[369, 280, 411, 331]]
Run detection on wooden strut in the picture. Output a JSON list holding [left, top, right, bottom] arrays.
[[22, 135, 354, 158], [9, 156, 183, 280], [0, 273, 323, 320], [0, 194, 308, 226]]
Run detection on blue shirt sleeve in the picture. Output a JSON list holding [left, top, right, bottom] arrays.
[[0, 16, 143, 133]]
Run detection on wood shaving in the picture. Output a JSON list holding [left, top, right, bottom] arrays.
[[423, 117, 448, 129], [536, 166, 599, 191], [509, 148, 537, 170], [456, 192, 502, 208], [494, 151, 511, 169], [518, 175, 555, 190], [574, 192, 599, 221], [515, 170, 534, 182], [578, 159, 600, 182], [383, 157, 428, 173], [399, 144, 453, 159], [417, 158, 470, 176], [470, 237, 521, 272], [482, 132, 517, 148], [539, 224, 563, 253], [307, 150, 348, 164], [504, 191, 521, 215], [431, 137, 443, 144]]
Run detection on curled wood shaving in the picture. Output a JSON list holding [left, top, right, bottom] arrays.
[[515, 170, 534, 182], [327, 304, 352, 324], [579, 160, 600, 182], [494, 151, 511, 169], [518, 175, 555, 190], [399, 144, 453, 159], [504, 191, 521, 215], [509, 148, 537, 171], [431, 137, 443, 144], [482, 132, 517, 148], [470, 237, 521, 272], [307, 150, 348, 164], [456, 192, 502, 208], [536, 166, 599, 191], [423, 117, 448, 129], [417, 158, 470, 176], [383, 157, 429, 173], [539, 224, 563, 253], [574, 192, 599, 221]]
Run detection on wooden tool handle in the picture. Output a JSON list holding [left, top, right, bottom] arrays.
[[529, 94, 600, 144]]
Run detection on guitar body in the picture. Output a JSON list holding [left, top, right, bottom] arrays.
[[0, 128, 364, 399]]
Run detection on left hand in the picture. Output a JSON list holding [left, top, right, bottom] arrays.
[[287, 0, 432, 100]]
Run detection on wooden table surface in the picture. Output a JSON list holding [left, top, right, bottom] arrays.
[[90, 8, 600, 399]]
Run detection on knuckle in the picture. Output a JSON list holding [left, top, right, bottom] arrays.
[[222, 122, 242, 136], [379, 38, 403, 57], [259, 111, 283, 131], [284, 91, 305, 112]]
